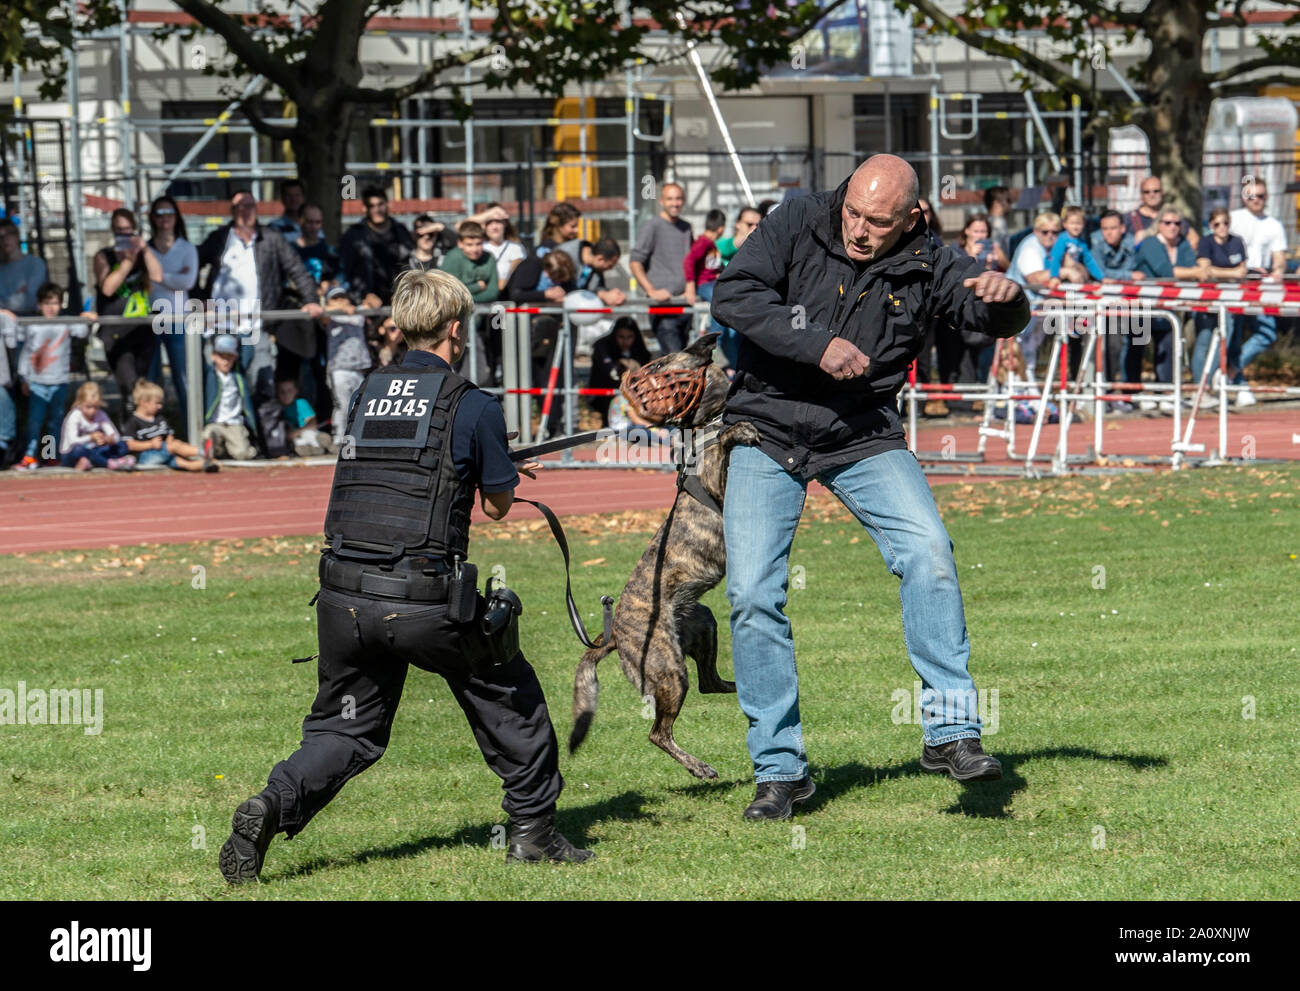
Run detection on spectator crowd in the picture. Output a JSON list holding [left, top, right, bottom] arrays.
[[0, 170, 1294, 472]]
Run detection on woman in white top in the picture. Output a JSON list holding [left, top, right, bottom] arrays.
[[479, 203, 527, 290], [146, 194, 199, 431]]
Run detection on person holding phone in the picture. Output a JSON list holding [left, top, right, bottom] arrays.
[[94, 208, 164, 418]]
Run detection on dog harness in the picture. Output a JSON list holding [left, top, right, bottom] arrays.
[[676, 421, 723, 514]]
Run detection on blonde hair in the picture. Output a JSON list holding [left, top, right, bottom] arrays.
[[132, 379, 164, 405], [1033, 211, 1062, 232], [74, 381, 102, 407], [1061, 205, 1085, 222], [390, 269, 473, 350]]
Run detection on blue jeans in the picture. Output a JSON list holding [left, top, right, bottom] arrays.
[[61, 440, 129, 468], [148, 326, 189, 428], [724, 445, 981, 782], [697, 281, 739, 368], [0, 384, 16, 451], [651, 311, 693, 355], [137, 447, 177, 468], [1238, 314, 1278, 371], [1192, 314, 1244, 385], [24, 381, 68, 458]]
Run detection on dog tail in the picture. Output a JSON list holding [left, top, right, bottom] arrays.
[[569, 633, 616, 754]]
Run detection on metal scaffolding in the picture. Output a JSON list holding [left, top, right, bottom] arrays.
[[9, 1, 690, 254]]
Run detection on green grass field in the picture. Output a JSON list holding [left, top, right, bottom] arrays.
[[2, 465, 1298, 900]]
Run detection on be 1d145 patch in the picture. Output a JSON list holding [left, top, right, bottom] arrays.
[[353, 372, 444, 448]]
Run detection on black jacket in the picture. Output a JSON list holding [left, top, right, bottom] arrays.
[[339, 218, 415, 304], [712, 174, 1030, 476], [196, 223, 320, 311]]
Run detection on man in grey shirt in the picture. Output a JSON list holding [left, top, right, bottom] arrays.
[[629, 182, 694, 353]]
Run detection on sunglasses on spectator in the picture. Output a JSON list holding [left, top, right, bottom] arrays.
[[1244, 194, 1265, 202], [416, 230, 435, 239], [1211, 220, 1229, 227], [1142, 187, 1162, 195], [152, 207, 176, 216], [1037, 227, 1061, 235]]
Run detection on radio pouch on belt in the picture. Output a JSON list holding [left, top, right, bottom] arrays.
[[447, 558, 478, 624]]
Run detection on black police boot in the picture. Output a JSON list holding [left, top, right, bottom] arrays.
[[505, 812, 593, 864], [743, 776, 815, 821], [920, 737, 1002, 782], [219, 788, 281, 883]]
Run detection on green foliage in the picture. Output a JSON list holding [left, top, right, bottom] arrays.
[[0, 0, 119, 102]]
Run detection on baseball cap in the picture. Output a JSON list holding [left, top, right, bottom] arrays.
[[212, 334, 240, 355]]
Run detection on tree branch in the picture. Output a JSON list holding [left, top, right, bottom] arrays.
[[170, 0, 299, 96], [1214, 72, 1300, 94], [1209, 53, 1300, 84], [907, 0, 1123, 111], [1057, 1, 1146, 29], [340, 41, 500, 102], [237, 86, 295, 142]]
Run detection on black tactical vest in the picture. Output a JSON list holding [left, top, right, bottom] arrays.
[[323, 363, 477, 563]]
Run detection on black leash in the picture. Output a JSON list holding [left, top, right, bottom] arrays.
[[516, 498, 614, 649]]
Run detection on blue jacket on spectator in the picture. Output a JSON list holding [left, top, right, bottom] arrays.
[[1134, 235, 1196, 279], [1089, 230, 1141, 279], [202, 362, 258, 433], [1045, 232, 1105, 280]]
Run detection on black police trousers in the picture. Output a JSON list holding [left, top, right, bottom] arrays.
[[266, 586, 563, 836]]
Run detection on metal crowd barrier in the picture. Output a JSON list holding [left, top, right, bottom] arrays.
[[903, 298, 1300, 478]]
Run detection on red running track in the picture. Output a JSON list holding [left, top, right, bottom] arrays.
[[2, 405, 1296, 555]]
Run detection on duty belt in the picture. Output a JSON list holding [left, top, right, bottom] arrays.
[[319, 555, 452, 602]]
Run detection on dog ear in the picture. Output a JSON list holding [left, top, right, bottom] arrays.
[[684, 332, 721, 361]]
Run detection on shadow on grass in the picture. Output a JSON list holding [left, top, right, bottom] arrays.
[[667, 747, 1168, 820], [274, 789, 654, 881], [811, 747, 1168, 819]]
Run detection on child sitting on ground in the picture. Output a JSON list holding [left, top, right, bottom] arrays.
[[276, 378, 337, 457], [122, 379, 216, 472], [60, 381, 135, 470], [14, 282, 91, 470], [202, 334, 260, 461]]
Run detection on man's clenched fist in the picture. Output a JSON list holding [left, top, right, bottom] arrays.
[[819, 337, 870, 381], [963, 271, 1023, 303]]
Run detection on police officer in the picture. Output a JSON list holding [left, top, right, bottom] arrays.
[[219, 269, 591, 883]]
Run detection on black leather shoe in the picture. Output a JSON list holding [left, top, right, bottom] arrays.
[[219, 789, 281, 884], [921, 738, 1002, 781], [505, 813, 593, 864], [743, 776, 815, 821]]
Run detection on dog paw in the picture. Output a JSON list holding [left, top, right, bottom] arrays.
[[721, 422, 760, 450], [692, 762, 720, 780]]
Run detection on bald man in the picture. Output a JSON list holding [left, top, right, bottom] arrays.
[[712, 155, 1030, 820]]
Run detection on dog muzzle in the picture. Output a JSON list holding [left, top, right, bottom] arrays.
[[621, 365, 707, 424]]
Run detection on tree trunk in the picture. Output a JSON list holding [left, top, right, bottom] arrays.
[[293, 103, 356, 246], [1138, 0, 1212, 223]]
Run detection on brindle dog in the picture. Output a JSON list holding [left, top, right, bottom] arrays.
[[569, 332, 758, 779]]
